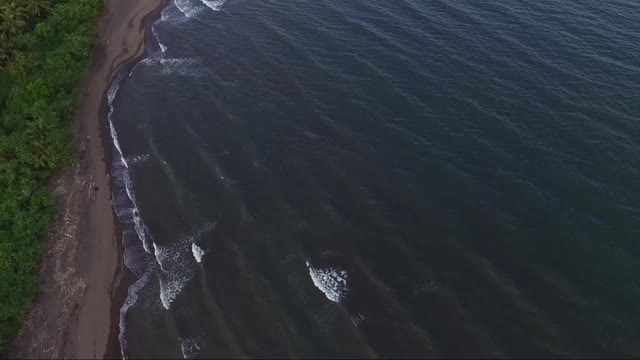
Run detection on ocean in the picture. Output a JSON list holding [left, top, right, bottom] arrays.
[[107, 0, 640, 357]]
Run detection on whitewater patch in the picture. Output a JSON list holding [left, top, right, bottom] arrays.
[[115, 0, 225, 354], [119, 268, 153, 359], [107, 78, 125, 164], [110, 148, 154, 258], [147, 12, 210, 79], [112, 2, 218, 354], [108, 75, 155, 260], [109, 64, 159, 359], [175, 0, 226, 17], [152, 23, 167, 53], [152, 222, 216, 309], [179, 337, 202, 359], [153, 241, 192, 310], [160, 58, 207, 77], [158, 3, 188, 26], [135, 57, 207, 78], [202, 0, 226, 11], [192, 243, 206, 263], [133, 209, 153, 255], [306, 261, 349, 303], [175, 0, 205, 17], [126, 153, 151, 166]]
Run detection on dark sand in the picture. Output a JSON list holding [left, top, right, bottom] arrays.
[[11, 1, 166, 358]]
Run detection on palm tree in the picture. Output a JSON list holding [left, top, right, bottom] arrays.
[[0, 3, 27, 40], [0, 50, 10, 70], [22, 0, 51, 18], [25, 114, 54, 168], [0, 40, 11, 69]]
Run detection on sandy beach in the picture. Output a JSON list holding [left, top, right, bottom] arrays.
[[11, 1, 166, 358]]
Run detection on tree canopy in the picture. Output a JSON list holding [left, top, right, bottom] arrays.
[[0, 0, 102, 354]]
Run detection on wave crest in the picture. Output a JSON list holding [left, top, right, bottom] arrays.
[[152, 223, 216, 309], [306, 261, 349, 303]]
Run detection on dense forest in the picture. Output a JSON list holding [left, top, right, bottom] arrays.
[[0, 0, 102, 352]]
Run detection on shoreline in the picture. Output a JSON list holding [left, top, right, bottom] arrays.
[[103, 5, 169, 359], [11, 1, 167, 359], [104, 5, 168, 358]]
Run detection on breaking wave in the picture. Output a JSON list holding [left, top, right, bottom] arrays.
[[192, 242, 206, 263], [114, 0, 224, 356], [152, 23, 166, 53], [175, 0, 204, 17], [119, 268, 153, 359], [175, 0, 226, 17], [109, 71, 158, 359], [202, 0, 226, 11], [152, 223, 216, 309], [306, 261, 349, 303]]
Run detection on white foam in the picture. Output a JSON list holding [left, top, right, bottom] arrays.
[[108, 77, 154, 258], [159, 273, 187, 310], [154, 240, 191, 309], [201, 0, 226, 11], [180, 337, 201, 359], [192, 243, 206, 263], [153, 242, 162, 268], [160, 3, 191, 25], [108, 102, 126, 169], [152, 223, 216, 309], [119, 268, 153, 359], [127, 153, 151, 165], [189, 222, 216, 240], [306, 261, 349, 303], [152, 23, 167, 53], [139, 56, 161, 67], [133, 209, 153, 254], [175, 0, 205, 17], [129, 56, 153, 76], [131, 56, 207, 79], [160, 58, 206, 77], [109, 74, 157, 358]]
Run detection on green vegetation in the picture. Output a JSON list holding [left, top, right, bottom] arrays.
[[0, 0, 102, 353]]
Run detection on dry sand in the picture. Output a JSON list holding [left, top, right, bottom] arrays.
[[11, 1, 166, 358]]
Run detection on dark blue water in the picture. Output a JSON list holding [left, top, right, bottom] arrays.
[[108, 0, 640, 357]]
